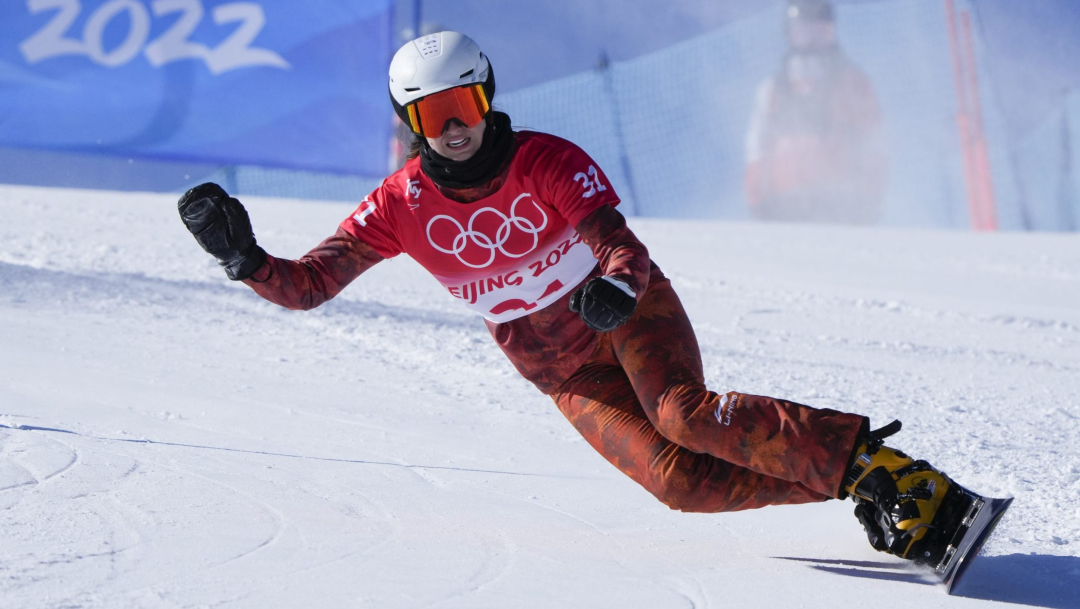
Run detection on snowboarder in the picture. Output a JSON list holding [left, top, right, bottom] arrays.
[[179, 31, 987, 575]]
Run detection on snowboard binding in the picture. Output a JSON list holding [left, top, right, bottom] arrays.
[[841, 420, 1012, 592]]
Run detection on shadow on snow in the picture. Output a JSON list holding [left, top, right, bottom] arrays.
[[776, 554, 1080, 609], [952, 554, 1080, 609]]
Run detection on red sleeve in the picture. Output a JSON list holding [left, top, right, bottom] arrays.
[[338, 179, 405, 259], [243, 228, 384, 311], [575, 204, 650, 298], [538, 137, 622, 227]]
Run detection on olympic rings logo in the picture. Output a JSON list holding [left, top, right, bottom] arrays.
[[426, 193, 549, 269]]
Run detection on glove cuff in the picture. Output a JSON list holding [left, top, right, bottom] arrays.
[[221, 244, 268, 281], [601, 276, 636, 299]]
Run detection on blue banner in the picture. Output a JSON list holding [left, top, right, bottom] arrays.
[[0, 0, 393, 176]]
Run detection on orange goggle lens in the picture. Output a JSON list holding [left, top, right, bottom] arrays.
[[407, 84, 490, 138]]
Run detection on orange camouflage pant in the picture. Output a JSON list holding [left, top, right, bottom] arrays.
[[551, 274, 866, 512]]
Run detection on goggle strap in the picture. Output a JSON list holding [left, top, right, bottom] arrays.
[[407, 104, 422, 135], [473, 84, 491, 114]]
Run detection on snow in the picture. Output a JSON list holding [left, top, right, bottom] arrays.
[[1, 184, 1078, 608]]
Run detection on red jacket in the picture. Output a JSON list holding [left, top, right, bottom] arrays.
[[244, 131, 651, 393]]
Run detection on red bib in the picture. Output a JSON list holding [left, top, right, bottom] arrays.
[[341, 132, 620, 323]]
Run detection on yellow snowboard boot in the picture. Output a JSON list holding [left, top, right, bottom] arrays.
[[842, 420, 955, 560]]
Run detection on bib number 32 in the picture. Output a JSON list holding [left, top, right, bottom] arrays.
[[19, 0, 290, 74], [574, 165, 608, 199]]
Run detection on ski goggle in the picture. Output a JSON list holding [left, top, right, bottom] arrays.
[[405, 84, 491, 138]]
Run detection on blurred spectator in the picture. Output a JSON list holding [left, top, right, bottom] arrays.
[[744, 0, 887, 224]]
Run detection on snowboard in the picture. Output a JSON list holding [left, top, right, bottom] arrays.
[[923, 489, 1013, 594]]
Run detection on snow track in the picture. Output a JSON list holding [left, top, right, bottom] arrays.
[[1, 185, 1078, 608]]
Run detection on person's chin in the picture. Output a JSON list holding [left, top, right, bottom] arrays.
[[451, 146, 480, 162]]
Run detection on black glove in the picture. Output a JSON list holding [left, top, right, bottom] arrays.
[[569, 276, 637, 332], [178, 182, 266, 281], [854, 498, 922, 557], [853, 500, 890, 552]]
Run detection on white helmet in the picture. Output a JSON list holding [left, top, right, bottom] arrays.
[[389, 31, 496, 131]]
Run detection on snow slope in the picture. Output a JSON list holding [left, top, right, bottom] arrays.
[[1, 184, 1078, 609]]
